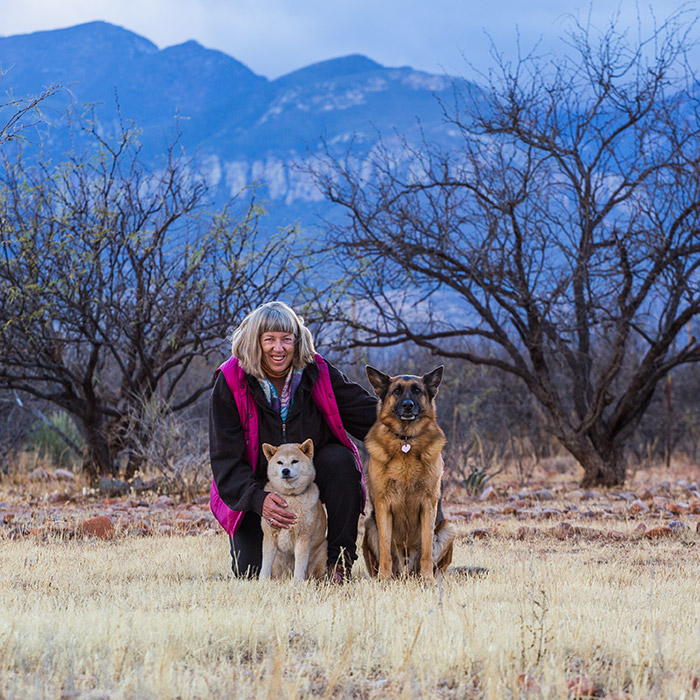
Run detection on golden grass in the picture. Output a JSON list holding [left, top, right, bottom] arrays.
[[2, 525, 700, 699]]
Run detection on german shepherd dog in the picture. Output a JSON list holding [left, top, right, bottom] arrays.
[[260, 440, 328, 581], [362, 366, 456, 580]]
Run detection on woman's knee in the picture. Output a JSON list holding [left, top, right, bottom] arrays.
[[314, 444, 361, 489]]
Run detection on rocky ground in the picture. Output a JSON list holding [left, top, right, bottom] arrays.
[[2, 465, 700, 546]]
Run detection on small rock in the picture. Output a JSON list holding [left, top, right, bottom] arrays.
[[97, 477, 130, 497], [689, 502, 700, 514], [534, 489, 554, 501], [53, 468, 76, 481], [28, 467, 52, 481], [633, 523, 648, 536], [452, 510, 473, 520], [581, 490, 601, 501], [155, 495, 175, 506], [576, 526, 603, 539], [552, 521, 576, 539], [77, 516, 114, 540], [516, 509, 539, 519], [668, 520, 689, 531], [628, 499, 649, 514], [479, 486, 498, 502], [469, 528, 490, 539], [541, 508, 563, 519], [606, 530, 624, 541], [131, 476, 167, 493], [652, 496, 669, 508], [3, 512, 15, 524], [637, 487, 655, 501], [49, 492, 71, 504], [644, 526, 674, 539]]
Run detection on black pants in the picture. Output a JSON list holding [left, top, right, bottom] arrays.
[[229, 443, 362, 577]]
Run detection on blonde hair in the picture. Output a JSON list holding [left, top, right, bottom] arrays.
[[230, 301, 316, 379]]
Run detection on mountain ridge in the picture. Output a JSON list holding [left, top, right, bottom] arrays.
[[0, 21, 463, 224]]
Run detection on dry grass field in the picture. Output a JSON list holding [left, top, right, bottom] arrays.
[[2, 464, 700, 699]]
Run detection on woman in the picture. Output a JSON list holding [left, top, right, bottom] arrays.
[[209, 301, 377, 582]]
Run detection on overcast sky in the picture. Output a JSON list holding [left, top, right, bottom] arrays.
[[2, 0, 697, 79]]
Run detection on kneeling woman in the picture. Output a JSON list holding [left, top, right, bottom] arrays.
[[209, 301, 377, 582]]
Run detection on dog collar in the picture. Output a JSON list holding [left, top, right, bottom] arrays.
[[392, 432, 413, 453]]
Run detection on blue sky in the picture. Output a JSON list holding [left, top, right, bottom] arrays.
[[2, 0, 696, 79]]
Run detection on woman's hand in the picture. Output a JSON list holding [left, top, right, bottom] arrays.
[[261, 492, 297, 529]]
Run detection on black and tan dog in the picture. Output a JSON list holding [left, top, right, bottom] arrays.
[[362, 366, 456, 580]]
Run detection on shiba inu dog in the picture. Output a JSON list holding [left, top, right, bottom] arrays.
[[260, 439, 327, 581]]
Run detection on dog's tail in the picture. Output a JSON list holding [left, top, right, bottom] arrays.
[[433, 519, 457, 572]]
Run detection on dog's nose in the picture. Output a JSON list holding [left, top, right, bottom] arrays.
[[401, 399, 415, 412], [281, 467, 291, 478]]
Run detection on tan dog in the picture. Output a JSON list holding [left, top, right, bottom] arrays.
[[362, 366, 456, 580], [260, 439, 327, 581]]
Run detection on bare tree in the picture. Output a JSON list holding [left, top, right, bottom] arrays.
[[0, 117, 303, 479], [0, 77, 62, 145], [314, 10, 700, 486]]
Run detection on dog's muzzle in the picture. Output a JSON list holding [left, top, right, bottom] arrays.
[[396, 398, 419, 421]]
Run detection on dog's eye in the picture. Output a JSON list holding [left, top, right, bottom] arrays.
[[412, 387, 423, 395], [277, 460, 284, 465], [393, 387, 402, 396], [291, 459, 298, 464]]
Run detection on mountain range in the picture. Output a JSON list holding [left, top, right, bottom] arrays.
[[0, 21, 464, 227]]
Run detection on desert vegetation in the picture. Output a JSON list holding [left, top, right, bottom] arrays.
[[2, 462, 700, 699]]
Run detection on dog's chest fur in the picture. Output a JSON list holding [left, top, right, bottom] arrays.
[[262, 484, 326, 553], [365, 423, 445, 531]]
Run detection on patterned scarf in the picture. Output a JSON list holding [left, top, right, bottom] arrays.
[[258, 368, 303, 422]]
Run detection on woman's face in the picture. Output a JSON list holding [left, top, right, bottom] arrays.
[[260, 331, 295, 373]]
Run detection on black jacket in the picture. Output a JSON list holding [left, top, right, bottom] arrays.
[[209, 359, 377, 516]]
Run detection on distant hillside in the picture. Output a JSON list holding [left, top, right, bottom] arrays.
[[0, 21, 465, 227]]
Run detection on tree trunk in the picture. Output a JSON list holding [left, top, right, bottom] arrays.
[[81, 425, 115, 480], [560, 435, 626, 488]]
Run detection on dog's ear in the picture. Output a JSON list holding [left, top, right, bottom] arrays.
[[365, 365, 391, 398], [422, 366, 444, 400], [298, 438, 314, 460], [262, 443, 277, 462]]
